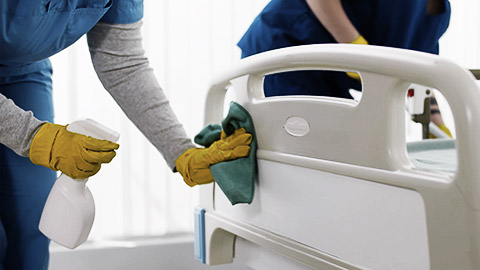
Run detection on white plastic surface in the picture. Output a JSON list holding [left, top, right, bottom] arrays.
[[216, 160, 429, 269], [199, 44, 480, 269], [234, 237, 316, 270], [39, 119, 119, 249]]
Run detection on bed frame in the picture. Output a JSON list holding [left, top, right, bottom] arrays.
[[194, 44, 480, 269]]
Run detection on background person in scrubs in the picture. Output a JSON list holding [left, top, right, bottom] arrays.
[[0, 1, 252, 269], [238, 0, 452, 135]]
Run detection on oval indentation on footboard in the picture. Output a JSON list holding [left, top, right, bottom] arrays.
[[284, 116, 310, 137]]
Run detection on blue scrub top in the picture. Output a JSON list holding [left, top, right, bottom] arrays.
[[0, 0, 143, 77], [238, 0, 451, 98]]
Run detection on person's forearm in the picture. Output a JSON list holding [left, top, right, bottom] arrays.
[[0, 93, 45, 156], [306, 0, 359, 43], [86, 21, 195, 170]]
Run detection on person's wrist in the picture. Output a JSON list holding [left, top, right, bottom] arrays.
[[175, 148, 198, 187]]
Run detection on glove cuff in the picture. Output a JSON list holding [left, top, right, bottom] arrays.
[[175, 148, 198, 187], [29, 123, 63, 169], [350, 35, 368, 45]]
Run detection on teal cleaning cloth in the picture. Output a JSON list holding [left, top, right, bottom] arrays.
[[194, 102, 257, 205], [407, 139, 457, 173]]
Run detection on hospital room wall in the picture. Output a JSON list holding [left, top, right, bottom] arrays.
[[49, 0, 478, 242], [435, 0, 480, 138]]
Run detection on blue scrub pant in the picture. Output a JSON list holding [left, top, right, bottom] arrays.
[[0, 67, 56, 270]]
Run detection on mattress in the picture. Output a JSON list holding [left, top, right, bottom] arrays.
[[407, 139, 456, 173]]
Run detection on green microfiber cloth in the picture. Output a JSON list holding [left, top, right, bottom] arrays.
[[194, 101, 257, 205]]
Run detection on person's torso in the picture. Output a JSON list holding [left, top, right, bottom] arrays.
[[239, 0, 451, 55]]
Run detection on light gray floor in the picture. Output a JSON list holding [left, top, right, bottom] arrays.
[[49, 233, 250, 270]]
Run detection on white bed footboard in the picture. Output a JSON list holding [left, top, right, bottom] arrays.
[[195, 44, 480, 270]]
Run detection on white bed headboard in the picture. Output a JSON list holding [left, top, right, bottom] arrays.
[[199, 44, 480, 269], [204, 44, 480, 206]]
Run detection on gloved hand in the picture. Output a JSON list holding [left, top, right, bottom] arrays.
[[429, 123, 453, 139], [175, 128, 252, 187], [29, 123, 119, 179], [346, 35, 368, 81]]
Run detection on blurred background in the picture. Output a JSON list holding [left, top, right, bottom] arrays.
[[48, 0, 479, 245]]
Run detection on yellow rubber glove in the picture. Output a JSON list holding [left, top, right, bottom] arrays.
[[346, 35, 368, 81], [30, 123, 119, 179], [175, 128, 253, 187], [429, 123, 453, 139]]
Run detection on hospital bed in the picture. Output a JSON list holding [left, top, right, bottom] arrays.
[[193, 44, 480, 270]]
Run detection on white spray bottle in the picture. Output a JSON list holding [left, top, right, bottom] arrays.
[[39, 119, 120, 249]]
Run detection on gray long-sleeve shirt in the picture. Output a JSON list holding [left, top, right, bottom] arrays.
[[0, 94, 45, 156], [0, 20, 194, 170]]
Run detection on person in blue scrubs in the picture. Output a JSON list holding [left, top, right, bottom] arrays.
[[238, 0, 451, 99], [0, 1, 253, 269], [0, 2, 143, 269]]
